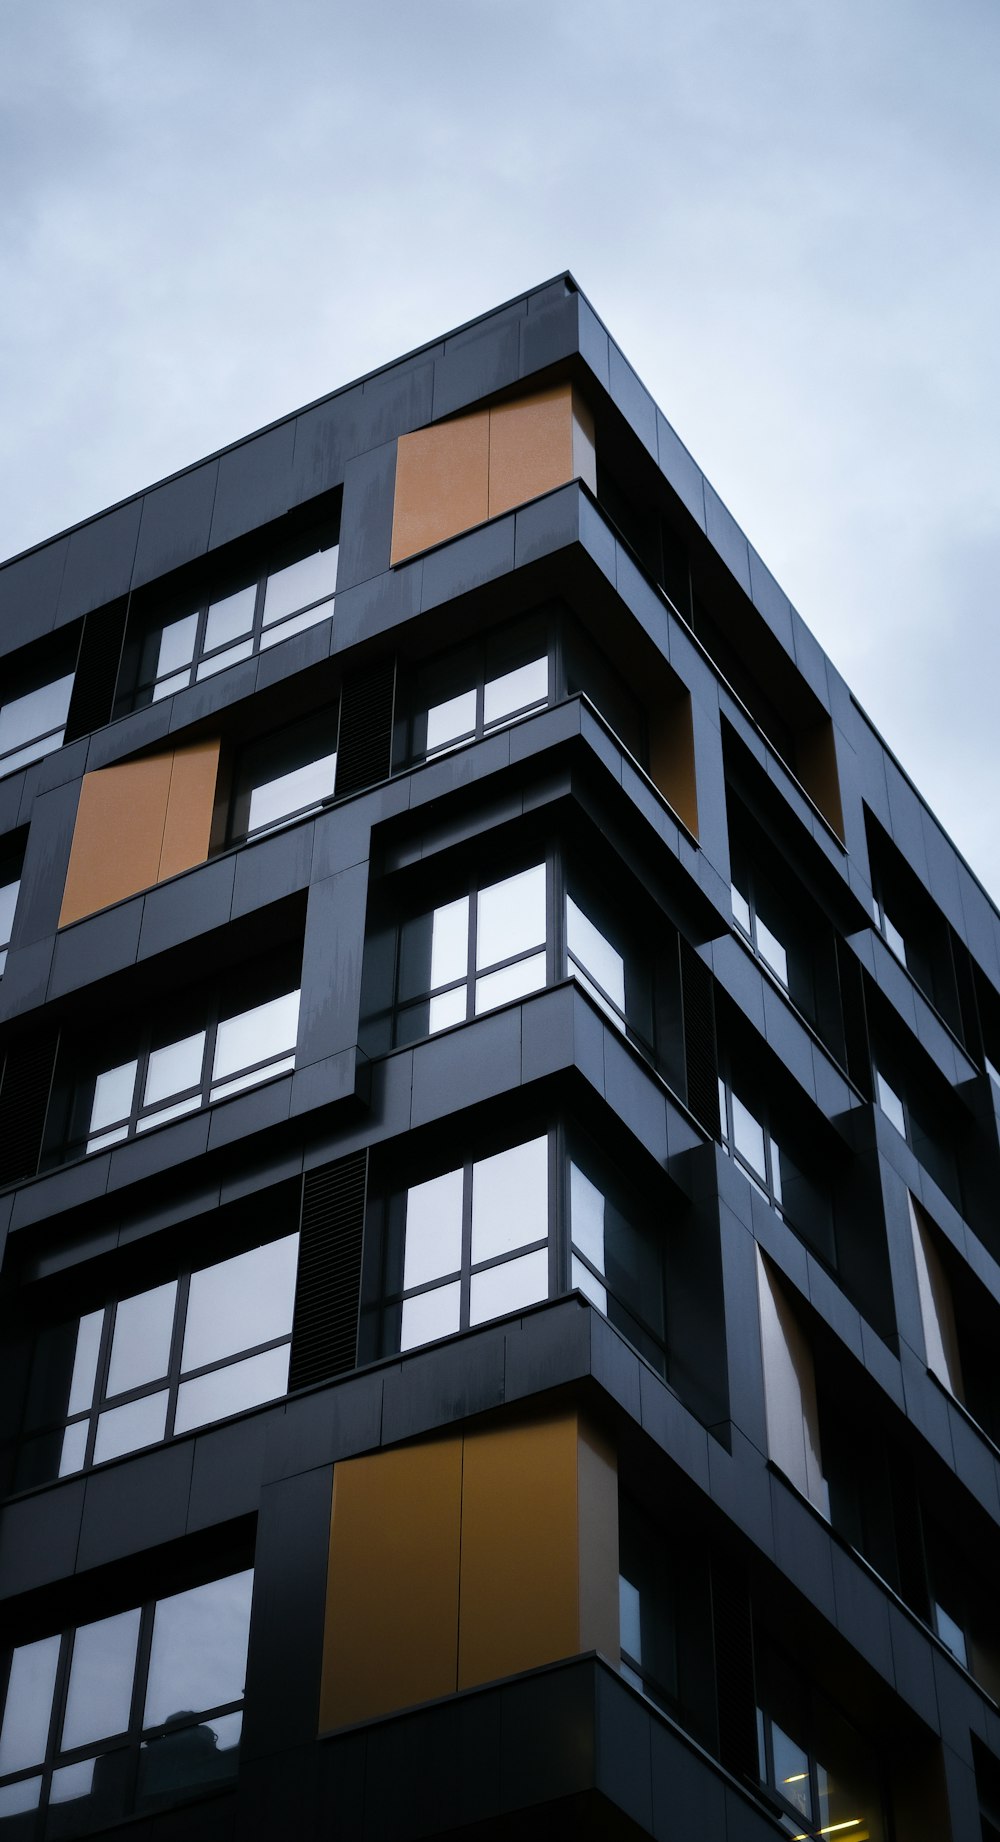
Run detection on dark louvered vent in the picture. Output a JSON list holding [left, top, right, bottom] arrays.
[[64, 602, 129, 744], [0, 1030, 59, 1187], [335, 658, 396, 798], [711, 1559, 758, 1783], [836, 939, 872, 1099], [680, 938, 720, 1137], [288, 1149, 368, 1391]]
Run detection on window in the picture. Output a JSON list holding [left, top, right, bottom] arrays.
[[0, 834, 24, 976], [756, 1251, 829, 1517], [377, 1129, 668, 1374], [227, 707, 338, 842], [718, 1070, 835, 1265], [15, 1234, 298, 1488], [872, 1038, 962, 1210], [367, 853, 654, 1059], [44, 966, 301, 1167], [0, 1568, 252, 1833], [756, 1648, 887, 1840], [866, 815, 962, 1034], [732, 868, 790, 990], [0, 653, 75, 780], [618, 1499, 678, 1714], [124, 529, 339, 711], [873, 889, 908, 968], [908, 1195, 964, 1400]]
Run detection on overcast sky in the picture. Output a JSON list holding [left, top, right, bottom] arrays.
[[2, 0, 998, 898]]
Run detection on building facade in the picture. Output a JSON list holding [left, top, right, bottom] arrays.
[[1, 275, 999, 1840]]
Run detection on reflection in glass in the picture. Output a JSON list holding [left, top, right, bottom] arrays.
[[428, 988, 467, 1033], [400, 1282, 461, 1350], [144, 1571, 253, 1728], [0, 675, 74, 763], [68, 1310, 104, 1415], [90, 1060, 138, 1135], [62, 1609, 141, 1750], [263, 547, 338, 625], [196, 639, 255, 680], [204, 586, 255, 653], [247, 752, 337, 835], [213, 991, 299, 1084], [174, 1346, 290, 1434], [59, 1419, 89, 1477], [476, 865, 545, 969], [755, 915, 789, 988], [49, 1757, 96, 1804], [429, 897, 469, 989], [469, 1248, 548, 1323], [426, 688, 476, 753], [470, 1138, 547, 1262], [771, 1721, 811, 1820], [0, 1775, 42, 1815], [732, 1093, 767, 1181], [155, 614, 198, 682], [0, 1635, 60, 1773], [144, 1033, 206, 1109], [404, 1170, 464, 1289], [876, 1071, 906, 1136], [107, 1282, 177, 1395], [571, 1252, 607, 1312], [567, 896, 625, 1011], [474, 952, 547, 1014], [138, 1710, 242, 1806], [183, 1236, 298, 1370], [570, 1164, 606, 1274], [483, 657, 547, 726], [94, 1391, 169, 1464]]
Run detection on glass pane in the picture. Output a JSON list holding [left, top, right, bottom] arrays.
[[209, 1055, 295, 1103], [174, 1345, 290, 1435], [68, 1309, 105, 1415], [476, 865, 546, 970], [883, 910, 907, 965], [426, 688, 476, 753], [0, 1776, 42, 1815], [474, 952, 546, 1014], [156, 614, 198, 680], [471, 1137, 548, 1262], [262, 547, 338, 624], [755, 915, 789, 987], [90, 1060, 138, 1134], [213, 990, 300, 1082], [144, 1032, 205, 1108], [0, 674, 74, 755], [107, 1282, 177, 1396], [247, 751, 337, 834], [182, 1235, 298, 1370], [428, 987, 467, 1033], [151, 669, 191, 704], [429, 897, 470, 990], [143, 1571, 254, 1728], [771, 1720, 812, 1819], [195, 638, 254, 680], [619, 1575, 642, 1662], [0, 879, 18, 946], [203, 585, 256, 653], [62, 1609, 142, 1750], [570, 1163, 606, 1274], [934, 1601, 968, 1667], [87, 1125, 129, 1154], [136, 1094, 203, 1131], [572, 1251, 608, 1312], [59, 1419, 89, 1477], [0, 1635, 60, 1772], [0, 733, 65, 774], [732, 1093, 767, 1181], [876, 1071, 906, 1136], [257, 599, 332, 649], [94, 1392, 169, 1464], [404, 1169, 464, 1289], [470, 1248, 549, 1324], [483, 657, 547, 726], [400, 1282, 461, 1351], [732, 884, 752, 934], [138, 1708, 242, 1806], [567, 897, 625, 1011], [49, 1757, 96, 1804]]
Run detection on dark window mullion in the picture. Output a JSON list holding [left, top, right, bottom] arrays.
[[164, 1271, 191, 1437], [178, 1328, 290, 1387], [460, 1161, 474, 1328], [190, 604, 211, 684], [47, 1627, 77, 1780], [466, 876, 479, 1022], [201, 1004, 222, 1104], [250, 576, 267, 651], [551, 1125, 564, 1297]]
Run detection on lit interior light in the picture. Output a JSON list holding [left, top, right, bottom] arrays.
[[783, 1772, 808, 1783]]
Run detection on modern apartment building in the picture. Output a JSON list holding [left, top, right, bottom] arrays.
[[2, 274, 1000, 1841]]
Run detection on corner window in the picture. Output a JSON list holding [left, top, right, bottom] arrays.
[[872, 1036, 962, 1210], [376, 1128, 668, 1375], [0, 647, 76, 780], [756, 1649, 887, 1840], [0, 833, 25, 976], [16, 1234, 298, 1487], [0, 1568, 252, 1832], [618, 1499, 678, 1714], [227, 707, 338, 843], [718, 1070, 835, 1266]]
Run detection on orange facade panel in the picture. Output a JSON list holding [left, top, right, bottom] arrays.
[[321, 1409, 619, 1730], [390, 384, 596, 567], [59, 740, 221, 928]]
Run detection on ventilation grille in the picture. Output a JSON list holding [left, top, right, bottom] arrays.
[[335, 658, 396, 798], [836, 939, 872, 1099], [0, 1031, 59, 1187], [64, 603, 129, 744], [288, 1149, 368, 1391], [680, 938, 720, 1136], [711, 1559, 758, 1784]]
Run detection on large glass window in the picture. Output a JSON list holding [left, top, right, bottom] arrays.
[[872, 1036, 962, 1210], [227, 707, 338, 843], [122, 527, 339, 712], [16, 1235, 298, 1487], [618, 1499, 678, 1714], [756, 1648, 887, 1841], [378, 1129, 668, 1374], [0, 668, 75, 780], [0, 1569, 252, 1834], [718, 1071, 835, 1266]]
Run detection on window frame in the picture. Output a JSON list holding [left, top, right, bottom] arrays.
[[0, 633, 79, 781], [0, 1566, 253, 1832], [225, 704, 341, 845]]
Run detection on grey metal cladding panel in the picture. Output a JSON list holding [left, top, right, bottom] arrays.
[[409, 1008, 522, 1128], [241, 1466, 332, 1759], [336, 442, 396, 590], [76, 1441, 194, 1571], [791, 605, 834, 706], [331, 560, 422, 654], [359, 359, 436, 447], [512, 479, 581, 570], [299, 863, 368, 1065], [291, 383, 364, 503], [704, 481, 752, 596], [526, 277, 573, 313], [48, 897, 143, 997], [0, 537, 69, 657], [131, 457, 219, 588], [747, 545, 794, 653], [230, 821, 314, 923], [517, 291, 581, 379], [209, 420, 296, 550], [650, 1717, 727, 1841], [577, 294, 611, 391], [55, 498, 142, 624], [419, 514, 515, 612], [381, 1326, 506, 1445], [13, 779, 80, 947], [594, 1665, 654, 1833], [0, 1480, 86, 1597], [186, 1410, 278, 1532], [431, 317, 520, 421], [445, 297, 526, 351], [656, 410, 706, 530], [137, 855, 236, 960], [0, 936, 53, 1024], [608, 342, 657, 458]]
